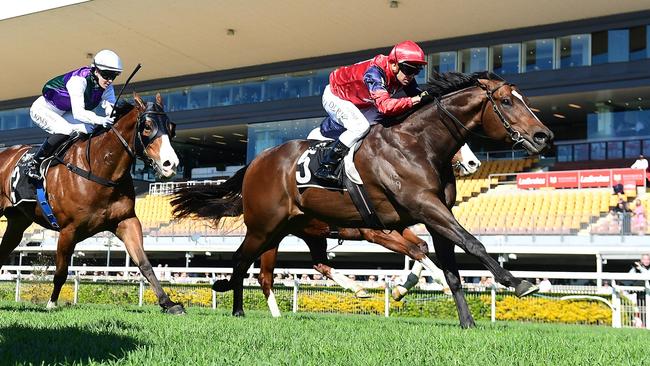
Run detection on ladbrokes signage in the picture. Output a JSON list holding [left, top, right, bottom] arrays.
[[517, 169, 646, 189]]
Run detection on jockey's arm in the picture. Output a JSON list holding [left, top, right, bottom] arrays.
[[100, 86, 116, 116], [66, 76, 110, 125], [403, 80, 422, 97], [363, 67, 413, 116]]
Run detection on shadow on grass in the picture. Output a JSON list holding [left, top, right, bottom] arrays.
[[0, 324, 141, 364]]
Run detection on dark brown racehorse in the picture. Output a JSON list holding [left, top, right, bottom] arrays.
[[0, 93, 185, 314], [256, 145, 481, 312], [172, 72, 554, 327]]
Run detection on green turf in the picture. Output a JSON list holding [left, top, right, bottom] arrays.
[[0, 301, 648, 365]]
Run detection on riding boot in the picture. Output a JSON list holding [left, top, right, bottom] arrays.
[[314, 140, 350, 182], [24, 134, 68, 180]]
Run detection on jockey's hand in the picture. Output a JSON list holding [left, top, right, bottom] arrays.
[[97, 116, 114, 128], [419, 91, 434, 104]]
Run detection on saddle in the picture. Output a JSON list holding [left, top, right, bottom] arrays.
[[296, 139, 383, 228], [9, 133, 87, 230]]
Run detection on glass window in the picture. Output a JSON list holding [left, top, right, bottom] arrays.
[[491, 43, 520, 75], [590, 142, 606, 160], [557, 145, 572, 162], [188, 85, 210, 109], [430, 51, 457, 73], [644, 139, 650, 155], [596, 29, 630, 63], [459, 47, 488, 73], [523, 39, 554, 72], [246, 118, 321, 162], [167, 89, 188, 112], [607, 141, 623, 159], [591, 31, 608, 65], [574, 143, 589, 161], [609, 29, 631, 63], [629, 25, 648, 61], [625, 140, 641, 158], [558, 34, 590, 68]]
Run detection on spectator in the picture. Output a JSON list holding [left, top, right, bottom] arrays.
[[614, 200, 632, 234], [632, 199, 647, 234], [612, 182, 624, 196], [538, 278, 552, 293], [631, 154, 648, 171], [597, 280, 613, 295]]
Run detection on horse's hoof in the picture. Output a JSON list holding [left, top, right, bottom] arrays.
[[165, 304, 186, 315], [391, 286, 407, 301], [212, 279, 231, 292], [46, 300, 58, 310], [355, 289, 371, 299], [233, 309, 245, 317], [515, 280, 539, 298]]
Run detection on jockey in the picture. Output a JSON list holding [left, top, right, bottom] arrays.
[[314, 40, 430, 182], [25, 49, 123, 179]]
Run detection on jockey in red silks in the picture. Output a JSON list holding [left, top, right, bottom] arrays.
[[314, 40, 430, 182]]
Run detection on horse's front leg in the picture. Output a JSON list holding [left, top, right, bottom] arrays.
[[115, 217, 185, 314], [408, 193, 537, 297], [47, 229, 76, 309]]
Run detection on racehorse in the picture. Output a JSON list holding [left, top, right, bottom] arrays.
[[255, 144, 482, 316], [0, 93, 185, 314], [172, 72, 554, 327]]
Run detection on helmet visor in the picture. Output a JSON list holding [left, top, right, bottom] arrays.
[[398, 62, 423, 77], [98, 69, 121, 81]]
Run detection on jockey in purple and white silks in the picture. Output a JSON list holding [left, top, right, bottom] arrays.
[[25, 49, 123, 179]]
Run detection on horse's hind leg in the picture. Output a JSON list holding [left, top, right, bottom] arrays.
[[228, 229, 285, 317], [0, 209, 32, 266], [258, 246, 281, 317], [299, 233, 371, 298]]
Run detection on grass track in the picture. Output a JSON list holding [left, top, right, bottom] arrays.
[[0, 301, 648, 365]]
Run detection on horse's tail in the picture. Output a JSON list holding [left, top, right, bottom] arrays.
[[171, 165, 248, 224]]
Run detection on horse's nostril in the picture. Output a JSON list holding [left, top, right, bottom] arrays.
[[533, 132, 548, 144], [163, 160, 172, 167], [468, 161, 477, 167]]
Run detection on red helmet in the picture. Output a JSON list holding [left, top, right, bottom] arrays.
[[389, 40, 427, 66]]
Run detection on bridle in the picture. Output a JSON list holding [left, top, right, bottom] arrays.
[[61, 102, 175, 187], [434, 81, 526, 149], [110, 102, 176, 176]]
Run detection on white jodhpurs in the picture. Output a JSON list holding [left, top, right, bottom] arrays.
[[322, 85, 371, 148], [30, 96, 95, 135]]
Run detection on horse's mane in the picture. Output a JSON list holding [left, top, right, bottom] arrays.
[[423, 71, 503, 98], [113, 100, 135, 121], [388, 71, 504, 124]]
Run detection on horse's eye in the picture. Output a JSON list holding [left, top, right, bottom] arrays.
[[501, 98, 512, 106]]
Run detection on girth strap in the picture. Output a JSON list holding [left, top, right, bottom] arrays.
[[55, 157, 118, 187]]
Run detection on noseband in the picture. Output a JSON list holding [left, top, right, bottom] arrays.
[[110, 103, 175, 176]]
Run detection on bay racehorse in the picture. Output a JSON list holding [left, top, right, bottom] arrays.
[[255, 144, 482, 316], [172, 72, 554, 327], [0, 93, 185, 314]]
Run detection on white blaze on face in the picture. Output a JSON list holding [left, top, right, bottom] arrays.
[[458, 143, 480, 175], [512, 90, 542, 123], [156, 135, 179, 177]]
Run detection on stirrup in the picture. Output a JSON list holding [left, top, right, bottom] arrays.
[[315, 165, 340, 182]]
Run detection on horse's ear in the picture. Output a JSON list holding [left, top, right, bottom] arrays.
[[155, 93, 164, 109], [133, 92, 146, 110]]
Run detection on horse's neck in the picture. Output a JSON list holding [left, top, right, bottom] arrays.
[[406, 90, 484, 163], [70, 115, 137, 182]]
